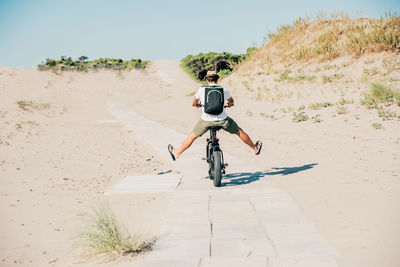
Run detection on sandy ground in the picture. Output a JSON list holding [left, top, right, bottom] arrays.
[[1, 58, 400, 267], [0, 64, 178, 266]]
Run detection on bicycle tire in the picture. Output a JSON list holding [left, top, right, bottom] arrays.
[[212, 150, 222, 187], [207, 143, 214, 179]]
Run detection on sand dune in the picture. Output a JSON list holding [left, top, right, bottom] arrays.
[[0, 59, 399, 266]]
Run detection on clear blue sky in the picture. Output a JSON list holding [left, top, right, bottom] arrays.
[[0, 0, 398, 68]]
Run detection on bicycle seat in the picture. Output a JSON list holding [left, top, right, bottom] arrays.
[[209, 126, 222, 131]]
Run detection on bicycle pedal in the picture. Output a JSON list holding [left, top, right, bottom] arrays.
[[202, 157, 208, 161], [223, 163, 228, 167]]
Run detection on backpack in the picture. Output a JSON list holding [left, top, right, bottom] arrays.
[[204, 86, 224, 115]]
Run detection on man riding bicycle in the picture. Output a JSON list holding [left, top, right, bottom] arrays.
[[168, 70, 262, 161]]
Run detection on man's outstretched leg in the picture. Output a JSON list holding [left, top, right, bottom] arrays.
[[168, 133, 198, 160], [236, 129, 262, 154]]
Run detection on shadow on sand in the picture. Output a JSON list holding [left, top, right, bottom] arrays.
[[222, 163, 318, 187]]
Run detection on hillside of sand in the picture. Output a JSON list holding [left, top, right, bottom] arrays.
[[221, 50, 400, 267], [215, 17, 400, 267], [1, 15, 400, 266]]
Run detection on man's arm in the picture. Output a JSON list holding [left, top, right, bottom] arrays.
[[192, 97, 200, 107], [225, 97, 234, 108]]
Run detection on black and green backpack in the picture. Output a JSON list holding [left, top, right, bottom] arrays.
[[204, 86, 224, 115]]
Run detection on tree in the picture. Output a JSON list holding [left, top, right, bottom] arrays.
[[45, 58, 56, 67], [78, 55, 88, 63]]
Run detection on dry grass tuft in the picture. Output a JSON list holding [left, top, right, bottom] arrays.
[[75, 202, 155, 262], [17, 101, 51, 111], [308, 102, 333, 110], [246, 13, 399, 69]]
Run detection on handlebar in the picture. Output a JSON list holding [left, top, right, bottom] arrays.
[[195, 103, 232, 108]]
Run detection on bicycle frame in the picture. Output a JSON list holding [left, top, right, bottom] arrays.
[[206, 127, 226, 175]]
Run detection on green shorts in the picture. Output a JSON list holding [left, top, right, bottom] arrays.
[[193, 117, 240, 137]]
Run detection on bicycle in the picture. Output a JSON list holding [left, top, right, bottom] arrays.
[[203, 126, 228, 187], [194, 103, 228, 187]]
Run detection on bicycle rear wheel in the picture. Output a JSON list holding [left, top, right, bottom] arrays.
[[212, 151, 222, 187]]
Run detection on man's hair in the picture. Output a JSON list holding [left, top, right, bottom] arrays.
[[205, 75, 219, 82]]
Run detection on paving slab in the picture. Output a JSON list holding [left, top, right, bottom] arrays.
[[103, 174, 181, 194], [134, 258, 201, 267], [200, 257, 267, 267], [158, 223, 210, 241], [209, 194, 260, 225], [273, 238, 338, 258], [268, 256, 338, 267], [97, 119, 118, 123], [163, 191, 209, 224], [212, 223, 267, 240], [212, 236, 275, 258], [150, 237, 210, 258], [263, 223, 323, 241]]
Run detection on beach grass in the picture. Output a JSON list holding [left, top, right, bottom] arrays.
[[75, 202, 155, 261]]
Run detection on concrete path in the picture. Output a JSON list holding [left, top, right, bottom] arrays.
[[104, 174, 182, 195], [107, 103, 339, 267]]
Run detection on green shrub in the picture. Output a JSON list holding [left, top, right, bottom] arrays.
[[181, 52, 245, 81], [360, 94, 377, 108], [37, 56, 148, 72], [372, 122, 383, 129], [292, 111, 309, 122], [245, 47, 258, 59], [376, 106, 398, 120], [311, 114, 322, 123]]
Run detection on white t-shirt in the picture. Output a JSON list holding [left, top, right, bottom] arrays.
[[195, 84, 232, 121]]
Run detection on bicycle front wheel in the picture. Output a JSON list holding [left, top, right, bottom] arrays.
[[212, 150, 222, 187]]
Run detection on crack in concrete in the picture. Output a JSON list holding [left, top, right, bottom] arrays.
[[247, 195, 279, 257], [208, 194, 213, 257], [246, 248, 252, 257]]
